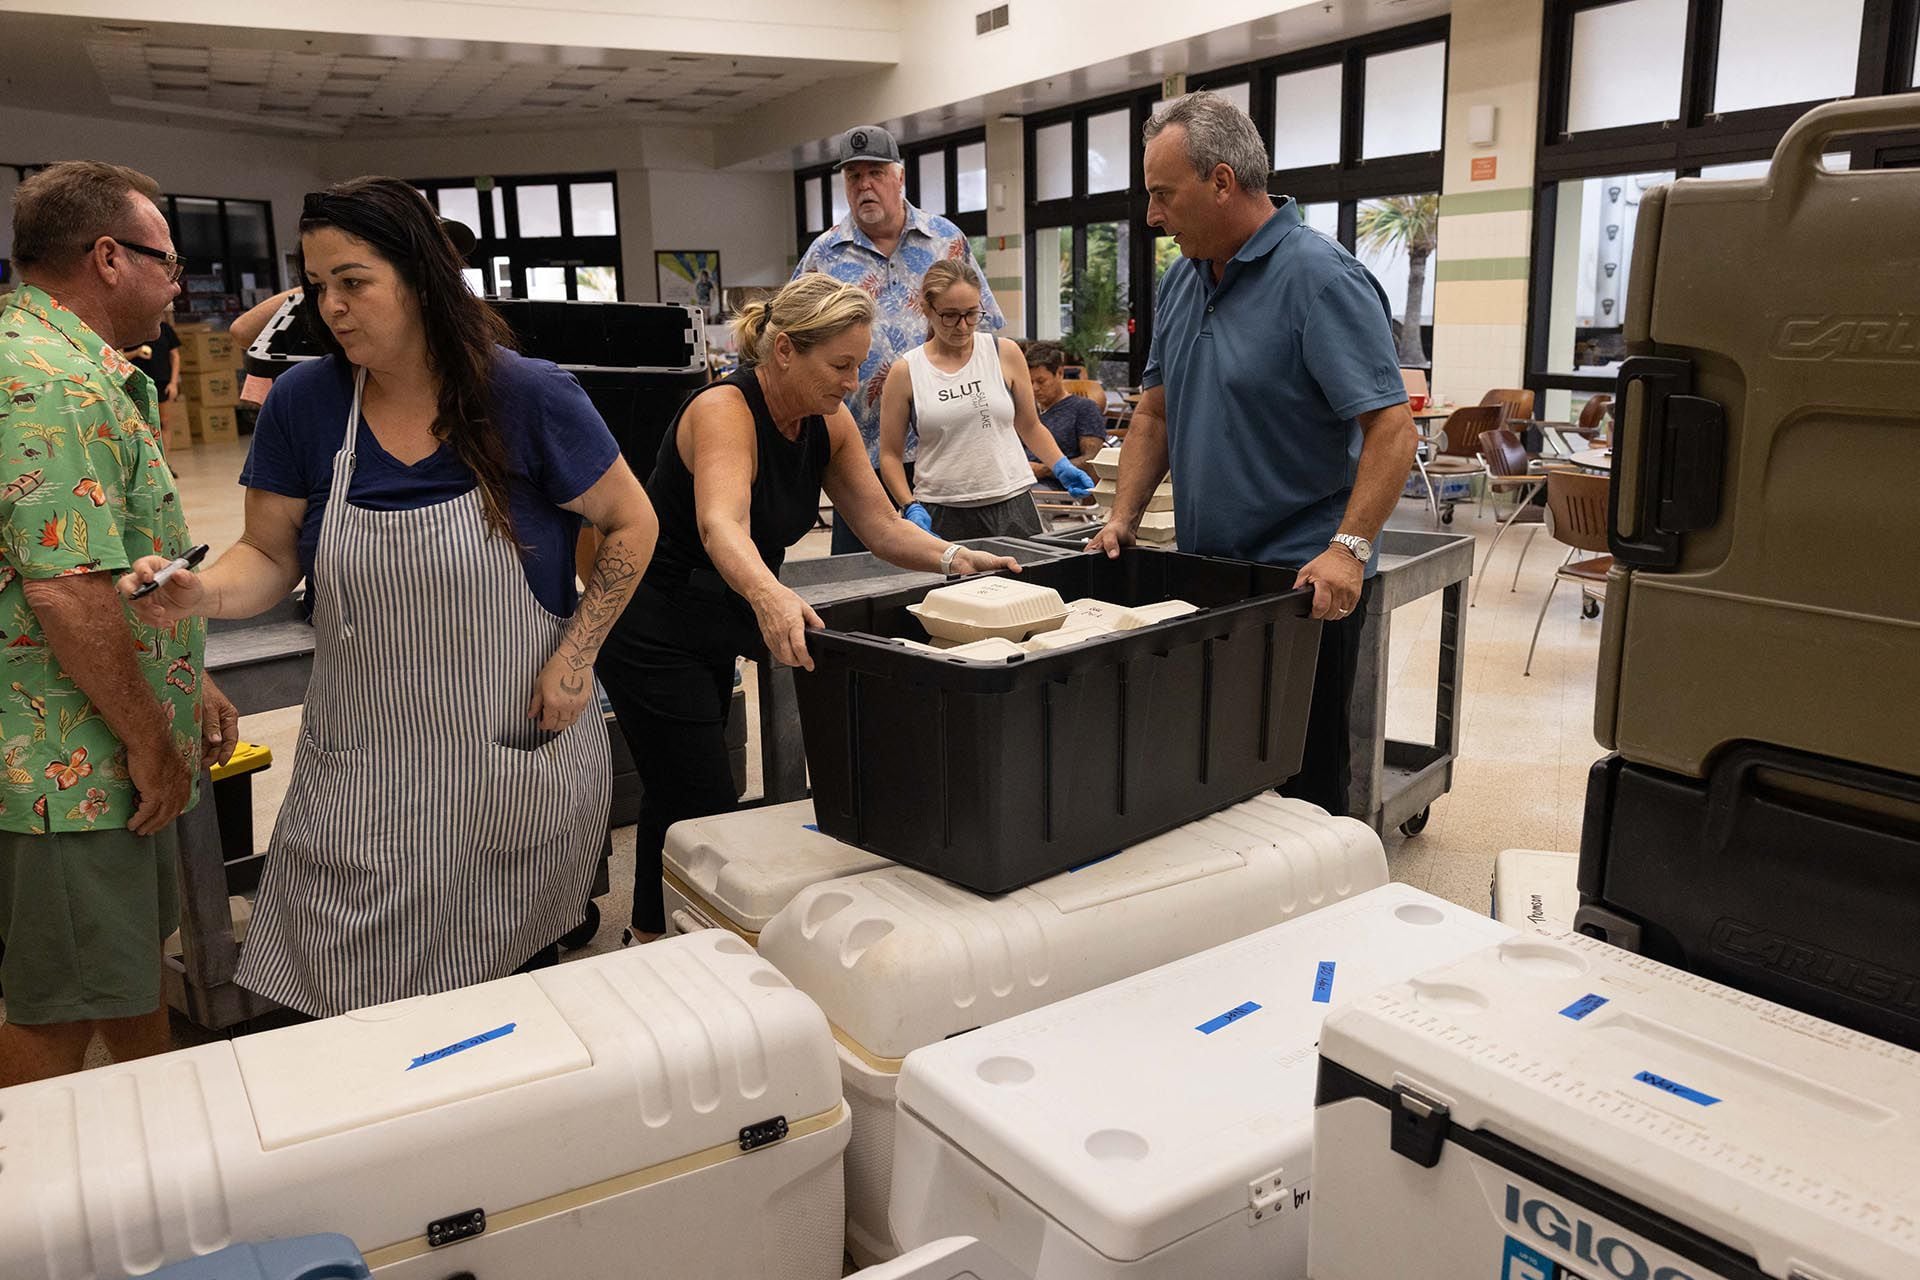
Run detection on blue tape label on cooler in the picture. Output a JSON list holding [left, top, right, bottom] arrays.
[[1311, 961, 1336, 1003], [1559, 993, 1608, 1020], [407, 1022, 517, 1071], [1196, 1001, 1262, 1034], [1633, 1069, 1719, 1106], [802, 823, 820, 832]]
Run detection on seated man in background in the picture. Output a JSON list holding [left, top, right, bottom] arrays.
[[1023, 341, 1108, 489]]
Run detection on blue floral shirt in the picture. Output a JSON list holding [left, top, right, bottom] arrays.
[[795, 203, 1004, 463]]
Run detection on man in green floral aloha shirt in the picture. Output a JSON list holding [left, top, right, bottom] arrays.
[[0, 162, 238, 1085]]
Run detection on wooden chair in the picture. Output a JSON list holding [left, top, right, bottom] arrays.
[[1473, 427, 1568, 605], [1062, 378, 1107, 407], [1574, 393, 1613, 437], [1524, 469, 1613, 676], [1480, 388, 1535, 422], [1417, 404, 1505, 524]]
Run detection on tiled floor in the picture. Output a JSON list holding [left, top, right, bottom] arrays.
[[16, 433, 1616, 1051]]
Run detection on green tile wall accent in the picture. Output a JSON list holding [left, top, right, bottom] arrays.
[[1438, 188, 1534, 216], [1434, 256, 1530, 282]]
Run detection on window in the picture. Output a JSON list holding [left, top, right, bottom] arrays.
[[516, 185, 562, 237], [157, 194, 279, 325], [526, 267, 568, 300], [575, 266, 619, 301], [1714, 0, 1864, 114], [1567, 0, 1686, 132], [415, 172, 621, 300], [902, 129, 989, 237], [831, 181, 850, 226], [437, 186, 482, 233], [1300, 201, 1339, 238], [1538, 170, 1672, 396], [569, 182, 617, 236], [1361, 42, 1446, 158], [917, 152, 947, 216], [1032, 226, 1070, 340], [803, 177, 825, 232], [1035, 122, 1073, 201], [955, 142, 987, 212], [1273, 64, 1343, 170], [1355, 194, 1439, 365], [1086, 109, 1132, 193]]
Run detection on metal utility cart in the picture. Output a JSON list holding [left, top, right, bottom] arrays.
[[1038, 523, 1471, 837], [1348, 528, 1474, 838]]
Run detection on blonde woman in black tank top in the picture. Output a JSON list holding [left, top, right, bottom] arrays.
[[595, 274, 1021, 942]]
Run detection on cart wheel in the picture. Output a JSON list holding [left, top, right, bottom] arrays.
[[1398, 807, 1432, 837], [560, 900, 601, 950], [1440, 507, 1454, 525], [1581, 598, 1600, 619]]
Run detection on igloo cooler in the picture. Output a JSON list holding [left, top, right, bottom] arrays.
[[0, 932, 849, 1279], [887, 884, 1513, 1278], [757, 793, 1386, 1266], [662, 799, 888, 945], [1311, 930, 1920, 1280]]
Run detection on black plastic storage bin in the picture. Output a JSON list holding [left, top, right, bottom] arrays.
[[244, 297, 708, 480], [1576, 746, 1920, 1052], [795, 550, 1321, 892]]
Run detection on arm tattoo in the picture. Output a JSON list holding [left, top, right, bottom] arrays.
[[556, 531, 643, 675]]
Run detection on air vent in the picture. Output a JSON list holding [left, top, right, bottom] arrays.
[[974, 4, 1010, 35]]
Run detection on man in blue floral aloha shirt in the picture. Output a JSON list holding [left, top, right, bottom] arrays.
[[795, 125, 1005, 552]]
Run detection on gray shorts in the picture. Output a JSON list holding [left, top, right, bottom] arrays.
[[926, 491, 1044, 541]]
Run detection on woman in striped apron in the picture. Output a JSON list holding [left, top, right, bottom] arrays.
[[123, 178, 657, 1015]]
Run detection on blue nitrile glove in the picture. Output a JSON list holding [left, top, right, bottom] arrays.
[[903, 502, 934, 532], [1051, 458, 1096, 498]]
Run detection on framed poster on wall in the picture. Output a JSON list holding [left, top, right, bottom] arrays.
[[656, 250, 723, 318]]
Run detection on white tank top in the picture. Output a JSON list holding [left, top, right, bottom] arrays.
[[904, 333, 1033, 506]]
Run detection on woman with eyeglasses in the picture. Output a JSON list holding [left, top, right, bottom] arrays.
[[120, 177, 658, 1016], [877, 259, 1095, 540]]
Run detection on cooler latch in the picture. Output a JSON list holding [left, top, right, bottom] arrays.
[[1389, 1084, 1451, 1168], [1246, 1166, 1307, 1225]]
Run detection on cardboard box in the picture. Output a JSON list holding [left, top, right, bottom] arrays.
[[177, 330, 235, 370], [180, 369, 240, 407], [157, 397, 191, 450], [190, 403, 238, 442]]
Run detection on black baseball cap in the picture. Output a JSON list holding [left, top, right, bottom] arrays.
[[834, 125, 901, 170]]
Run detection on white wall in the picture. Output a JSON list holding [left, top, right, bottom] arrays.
[[647, 168, 795, 293], [0, 103, 320, 285], [720, 0, 1330, 164]]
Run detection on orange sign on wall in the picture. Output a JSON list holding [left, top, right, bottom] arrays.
[[1470, 156, 1498, 182]]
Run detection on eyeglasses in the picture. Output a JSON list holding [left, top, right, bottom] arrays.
[[113, 240, 186, 283], [935, 308, 983, 326]]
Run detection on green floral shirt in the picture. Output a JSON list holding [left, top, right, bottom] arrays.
[[0, 285, 205, 833]]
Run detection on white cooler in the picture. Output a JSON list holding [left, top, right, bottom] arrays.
[[662, 799, 888, 944], [0, 931, 850, 1280], [849, 1237, 1028, 1280], [1489, 847, 1580, 931], [757, 793, 1386, 1266], [1312, 929, 1920, 1280], [887, 884, 1512, 1278]]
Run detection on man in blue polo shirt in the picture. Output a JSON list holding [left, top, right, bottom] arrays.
[[1090, 92, 1418, 816]]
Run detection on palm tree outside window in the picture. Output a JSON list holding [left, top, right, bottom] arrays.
[[1354, 193, 1439, 368]]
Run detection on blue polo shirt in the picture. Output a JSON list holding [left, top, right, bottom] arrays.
[[1142, 198, 1407, 573]]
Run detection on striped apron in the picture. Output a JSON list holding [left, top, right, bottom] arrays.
[[236, 368, 610, 1017]]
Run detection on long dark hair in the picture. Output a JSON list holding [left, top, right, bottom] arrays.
[[299, 177, 520, 544]]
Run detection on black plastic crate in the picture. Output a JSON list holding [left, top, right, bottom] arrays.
[[244, 297, 708, 482], [1576, 746, 1920, 1052], [795, 550, 1321, 892]]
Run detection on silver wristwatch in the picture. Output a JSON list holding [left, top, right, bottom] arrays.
[[940, 544, 963, 574], [1330, 534, 1372, 562]]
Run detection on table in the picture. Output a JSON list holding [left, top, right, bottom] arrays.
[[1569, 447, 1614, 473]]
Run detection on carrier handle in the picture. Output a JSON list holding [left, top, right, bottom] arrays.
[[1705, 743, 1920, 849], [1609, 357, 1723, 569], [1772, 90, 1920, 199]]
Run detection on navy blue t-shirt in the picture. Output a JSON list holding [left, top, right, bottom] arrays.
[[240, 349, 621, 617]]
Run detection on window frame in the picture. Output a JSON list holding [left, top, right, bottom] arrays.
[[158, 194, 279, 326], [1525, 0, 1920, 402], [414, 171, 623, 302]]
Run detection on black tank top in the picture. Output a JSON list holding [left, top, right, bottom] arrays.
[[644, 367, 833, 602]]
